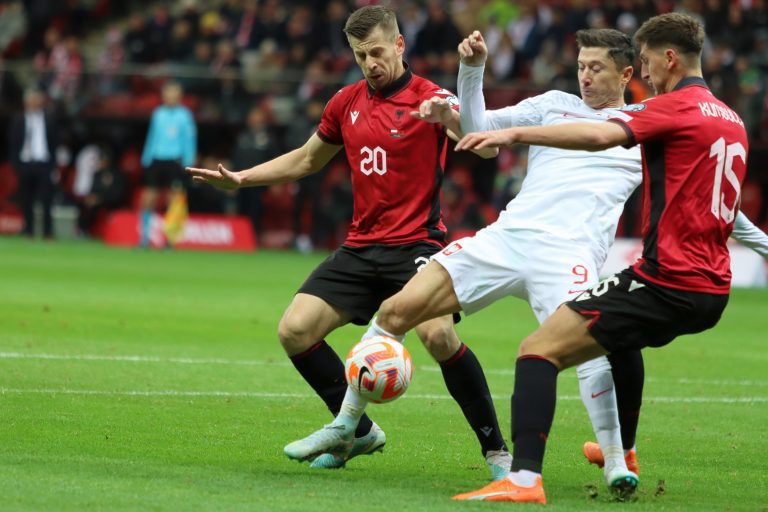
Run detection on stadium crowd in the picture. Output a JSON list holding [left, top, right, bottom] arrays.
[[0, 0, 766, 248]]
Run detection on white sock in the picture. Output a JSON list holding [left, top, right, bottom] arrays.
[[362, 317, 405, 343], [577, 357, 625, 472], [508, 469, 539, 487], [332, 386, 369, 431]]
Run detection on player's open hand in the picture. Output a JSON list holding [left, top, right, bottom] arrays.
[[410, 96, 454, 125], [186, 163, 242, 190], [455, 128, 519, 151], [458, 31, 488, 67]]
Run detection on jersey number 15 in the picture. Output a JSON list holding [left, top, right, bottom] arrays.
[[709, 137, 745, 224]]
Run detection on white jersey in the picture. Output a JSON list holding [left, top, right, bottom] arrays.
[[458, 63, 640, 264]]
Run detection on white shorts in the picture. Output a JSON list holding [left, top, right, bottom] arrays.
[[432, 226, 600, 323]]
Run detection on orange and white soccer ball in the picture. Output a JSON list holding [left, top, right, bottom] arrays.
[[345, 336, 413, 403]]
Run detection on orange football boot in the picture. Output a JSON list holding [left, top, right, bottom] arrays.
[[452, 475, 547, 504], [583, 442, 640, 474]]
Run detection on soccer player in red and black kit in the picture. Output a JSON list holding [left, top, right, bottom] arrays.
[[187, 6, 512, 479], [371, 13, 747, 503]]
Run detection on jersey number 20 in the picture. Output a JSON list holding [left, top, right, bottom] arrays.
[[360, 146, 387, 176]]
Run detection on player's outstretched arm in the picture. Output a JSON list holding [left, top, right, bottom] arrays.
[[732, 211, 768, 259], [455, 121, 629, 152], [411, 97, 497, 159], [187, 133, 341, 190]]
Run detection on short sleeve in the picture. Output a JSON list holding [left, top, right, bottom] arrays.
[[317, 89, 345, 145], [608, 96, 679, 148], [423, 85, 460, 112]]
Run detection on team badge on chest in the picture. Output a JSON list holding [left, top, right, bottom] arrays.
[[390, 109, 406, 138]]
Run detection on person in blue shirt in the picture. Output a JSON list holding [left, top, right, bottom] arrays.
[[139, 81, 197, 247]]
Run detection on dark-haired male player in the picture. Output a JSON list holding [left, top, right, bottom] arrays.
[[188, 5, 511, 479]]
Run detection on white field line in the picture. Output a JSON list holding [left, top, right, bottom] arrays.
[[2, 351, 767, 388], [0, 387, 766, 404]]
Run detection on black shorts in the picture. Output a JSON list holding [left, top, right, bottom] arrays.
[[298, 241, 458, 326], [143, 159, 186, 188], [566, 267, 729, 352]]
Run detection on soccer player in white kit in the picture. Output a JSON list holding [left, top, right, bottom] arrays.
[[292, 27, 768, 492], [417, 28, 642, 492]]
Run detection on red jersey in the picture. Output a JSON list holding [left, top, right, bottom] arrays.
[[317, 68, 456, 247], [610, 77, 749, 293]]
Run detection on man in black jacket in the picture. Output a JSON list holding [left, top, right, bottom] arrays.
[[8, 88, 58, 238]]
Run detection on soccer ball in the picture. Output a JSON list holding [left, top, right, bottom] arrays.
[[345, 336, 413, 403]]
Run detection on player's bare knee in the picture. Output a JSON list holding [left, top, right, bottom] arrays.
[[277, 315, 313, 354], [518, 335, 563, 368], [378, 296, 411, 334], [418, 323, 459, 362]]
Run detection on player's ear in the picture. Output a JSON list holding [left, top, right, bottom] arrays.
[[621, 65, 633, 85], [665, 48, 677, 70], [395, 33, 405, 57]]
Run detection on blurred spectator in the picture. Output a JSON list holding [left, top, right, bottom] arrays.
[[540, 8, 568, 45], [168, 19, 195, 61], [296, 60, 326, 103], [212, 39, 247, 122], [96, 27, 126, 96], [233, 0, 265, 50], [0, 1, 27, 55], [199, 8, 226, 45], [33, 26, 60, 83], [20, 0, 56, 57], [259, 0, 288, 49], [8, 88, 58, 239], [506, 1, 544, 71], [230, 103, 279, 241], [478, 0, 520, 30], [285, 98, 326, 252], [412, 0, 462, 76], [719, 3, 754, 56], [139, 81, 197, 247], [313, 0, 351, 59], [46, 34, 83, 107], [178, 0, 201, 39], [77, 146, 127, 236], [249, 38, 286, 92], [182, 41, 215, 95], [314, 162, 352, 248], [398, 1, 426, 60], [146, 5, 173, 62], [530, 38, 559, 86], [211, 39, 241, 74], [441, 166, 483, 235], [73, 143, 102, 201], [735, 56, 766, 138], [125, 13, 152, 64], [283, 5, 314, 57], [218, 0, 246, 40]]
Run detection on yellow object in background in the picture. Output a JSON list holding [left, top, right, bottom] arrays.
[[163, 185, 188, 247]]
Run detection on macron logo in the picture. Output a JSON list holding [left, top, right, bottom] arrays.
[[351, 111, 360, 124]]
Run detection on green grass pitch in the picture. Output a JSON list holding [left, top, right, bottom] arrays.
[[1, 237, 766, 511]]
